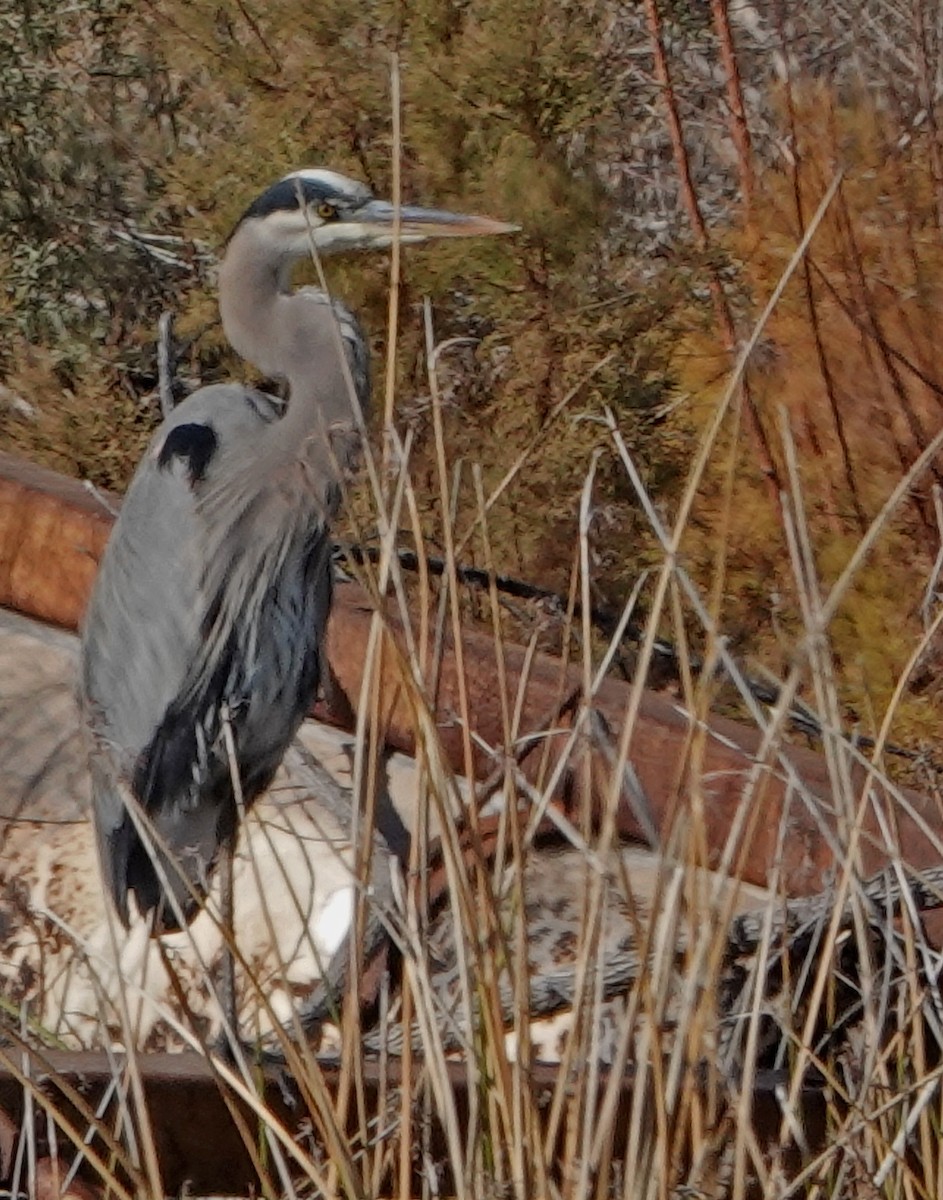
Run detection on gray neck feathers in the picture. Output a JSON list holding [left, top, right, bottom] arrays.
[[218, 221, 363, 448], [177, 219, 370, 687]]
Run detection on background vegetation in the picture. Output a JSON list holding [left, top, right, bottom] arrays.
[[9, 4, 943, 1197], [4, 0, 943, 756]]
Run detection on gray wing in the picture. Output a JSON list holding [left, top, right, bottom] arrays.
[[81, 382, 332, 926], [81, 287, 368, 929]]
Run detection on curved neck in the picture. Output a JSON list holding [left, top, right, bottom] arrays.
[[218, 224, 360, 446]]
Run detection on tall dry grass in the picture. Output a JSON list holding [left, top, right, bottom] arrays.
[[9, 43, 943, 1197], [5, 157, 943, 1200]]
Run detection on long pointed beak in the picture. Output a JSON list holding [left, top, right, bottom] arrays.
[[349, 198, 519, 245]]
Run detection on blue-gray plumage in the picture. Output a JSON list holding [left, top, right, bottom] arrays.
[[79, 168, 516, 929]]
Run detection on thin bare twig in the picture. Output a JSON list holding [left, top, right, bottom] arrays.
[[156, 311, 175, 419]]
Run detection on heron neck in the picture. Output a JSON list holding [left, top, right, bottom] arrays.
[[218, 225, 357, 445]]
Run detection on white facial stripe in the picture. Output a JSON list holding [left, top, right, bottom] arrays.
[[259, 212, 365, 249], [310, 222, 377, 250], [282, 167, 350, 188], [250, 208, 383, 257], [280, 168, 372, 205], [247, 205, 450, 263], [256, 208, 309, 243]]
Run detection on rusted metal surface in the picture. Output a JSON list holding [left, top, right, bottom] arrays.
[[0, 453, 111, 631], [1, 449, 942, 899]]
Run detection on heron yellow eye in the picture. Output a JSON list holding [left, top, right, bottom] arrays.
[[317, 201, 338, 221]]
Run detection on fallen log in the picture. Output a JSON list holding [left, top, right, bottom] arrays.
[[2, 449, 941, 896]]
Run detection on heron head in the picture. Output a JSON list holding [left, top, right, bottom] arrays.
[[233, 167, 518, 263]]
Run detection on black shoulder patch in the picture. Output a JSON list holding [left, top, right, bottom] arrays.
[[157, 423, 218, 485]]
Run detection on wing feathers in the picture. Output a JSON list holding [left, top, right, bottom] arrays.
[[82, 384, 336, 927]]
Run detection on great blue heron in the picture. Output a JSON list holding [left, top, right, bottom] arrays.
[[80, 168, 515, 930]]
